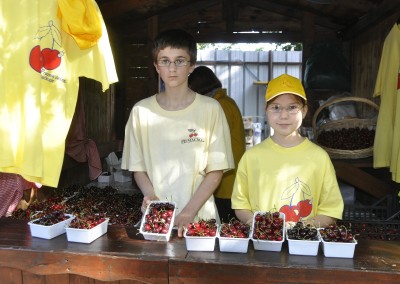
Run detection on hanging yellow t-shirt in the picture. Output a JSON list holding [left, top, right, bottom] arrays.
[[0, 0, 118, 187], [373, 23, 400, 183]]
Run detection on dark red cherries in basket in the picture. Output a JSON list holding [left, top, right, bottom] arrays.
[[69, 213, 106, 229], [252, 211, 284, 241], [319, 223, 355, 242], [32, 211, 70, 226], [219, 218, 250, 238], [185, 219, 218, 237], [287, 221, 319, 241], [142, 202, 175, 234]]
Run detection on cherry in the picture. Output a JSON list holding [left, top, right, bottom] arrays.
[[252, 211, 284, 241], [219, 218, 250, 238], [185, 219, 217, 237], [287, 221, 319, 241], [142, 202, 175, 234], [319, 223, 355, 243]]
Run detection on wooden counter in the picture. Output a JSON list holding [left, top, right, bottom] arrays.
[[1, 218, 399, 284]]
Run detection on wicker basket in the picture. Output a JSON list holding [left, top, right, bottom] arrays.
[[312, 97, 379, 159]]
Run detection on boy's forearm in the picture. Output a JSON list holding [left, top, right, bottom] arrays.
[[181, 170, 223, 217], [133, 171, 156, 198]]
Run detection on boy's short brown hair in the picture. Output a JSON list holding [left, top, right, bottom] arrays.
[[152, 29, 197, 64]]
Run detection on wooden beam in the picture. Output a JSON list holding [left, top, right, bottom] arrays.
[[332, 160, 396, 199], [194, 31, 302, 43], [241, 0, 344, 30], [98, 0, 147, 19], [223, 0, 236, 35], [341, 1, 400, 40]]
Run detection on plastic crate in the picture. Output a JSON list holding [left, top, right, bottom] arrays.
[[337, 220, 400, 241], [250, 212, 285, 252], [139, 201, 176, 242], [321, 238, 357, 258], [29, 214, 75, 239], [184, 228, 217, 251], [341, 193, 400, 221], [66, 218, 109, 243], [342, 205, 388, 221]]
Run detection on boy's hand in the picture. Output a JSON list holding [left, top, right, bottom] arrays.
[[174, 209, 196, 238], [141, 195, 159, 213]]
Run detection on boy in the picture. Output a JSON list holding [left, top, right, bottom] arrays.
[[231, 74, 343, 227], [121, 29, 234, 237]]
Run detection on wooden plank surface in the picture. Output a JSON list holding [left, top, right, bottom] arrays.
[[170, 241, 400, 283]]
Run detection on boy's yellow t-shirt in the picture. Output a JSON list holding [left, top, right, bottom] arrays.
[[121, 94, 234, 221]]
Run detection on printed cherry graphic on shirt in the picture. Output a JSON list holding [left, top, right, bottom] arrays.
[[29, 45, 44, 72], [280, 205, 300, 222], [42, 48, 62, 70], [188, 129, 198, 138], [297, 199, 313, 217], [29, 20, 63, 73], [279, 177, 313, 222]]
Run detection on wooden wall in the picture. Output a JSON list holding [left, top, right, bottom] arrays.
[[124, 39, 158, 126], [351, 13, 400, 104]]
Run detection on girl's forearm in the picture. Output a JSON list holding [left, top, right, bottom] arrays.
[[235, 209, 254, 225]]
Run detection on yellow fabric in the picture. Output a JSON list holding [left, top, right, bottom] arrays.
[[57, 0, 102, 49], [0, 0, 118, 187], [232, 138, 344, 222], [213, 88, 246, 199], [373, 24, 400, 182], [266, 74, 307, 102]]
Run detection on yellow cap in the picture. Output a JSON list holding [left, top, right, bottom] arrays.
[[265, 74, 306, 102]]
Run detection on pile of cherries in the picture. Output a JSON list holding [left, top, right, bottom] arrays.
[[142, 202, 175, 234], [185, 219, 218, 237], [337, 221, 398, 241], [252, 211, 284, 241], [32, 211, 71, 226], [219, 218, 250, 238], [69, 213, 107, 230], [10, 185, 143, 226], [317, 127, 375, 150], [319, 223, 355, 242], [287, 221, 319, 241]]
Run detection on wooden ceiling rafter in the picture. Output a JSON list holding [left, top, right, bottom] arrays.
[[241, 0, 344, 30], [96, 0, 398, 43], [341, 1, 400, 40]]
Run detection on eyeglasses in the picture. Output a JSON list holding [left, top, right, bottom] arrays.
[[267, 104, 303, 114], [157, 58, 190, 67]]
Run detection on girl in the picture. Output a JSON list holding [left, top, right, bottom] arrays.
[[231, 74, 343, 227]]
